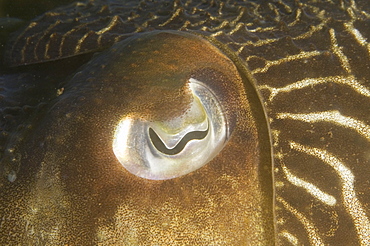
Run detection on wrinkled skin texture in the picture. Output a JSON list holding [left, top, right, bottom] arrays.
[[1, 0, 370, 245]]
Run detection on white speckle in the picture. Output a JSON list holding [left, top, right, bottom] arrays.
[[8, 171, 16, 182]]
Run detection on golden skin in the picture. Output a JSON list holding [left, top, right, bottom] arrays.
[[0, 31, 274, 244], [4, 0, 369, 244]]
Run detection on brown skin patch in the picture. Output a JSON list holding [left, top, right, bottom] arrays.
[[66, 31, 243, 122], [0, 31, 274, 244]]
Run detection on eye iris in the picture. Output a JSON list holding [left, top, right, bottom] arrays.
[[112, 78, 229, 180]]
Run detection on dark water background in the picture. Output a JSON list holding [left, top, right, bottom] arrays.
[[0, 0, 76, 65], [0, 0, 75, 19]]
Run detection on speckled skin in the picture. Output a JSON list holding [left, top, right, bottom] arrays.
[[1, 0, 370, 245], [1, 26, 274, 245]]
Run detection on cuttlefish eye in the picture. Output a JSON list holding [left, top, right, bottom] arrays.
[[62, 30, 244, 181], [113, 77, 228, 180]]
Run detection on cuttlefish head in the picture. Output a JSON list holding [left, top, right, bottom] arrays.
[[4, 31, 274, 244]]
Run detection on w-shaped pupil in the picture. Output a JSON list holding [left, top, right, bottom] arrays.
[[149, 127, 209, 155]]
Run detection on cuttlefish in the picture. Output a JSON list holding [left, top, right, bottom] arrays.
[[0, 0, 369, 245]]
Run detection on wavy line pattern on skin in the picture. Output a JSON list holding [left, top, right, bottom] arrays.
[[258, 75, 370, 102], [289, 141, 370, 245], [247, 1, 370, 244], [2, 0, 370, 245], [276, 111, 370, 141], [277, 196, 325, 246]]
